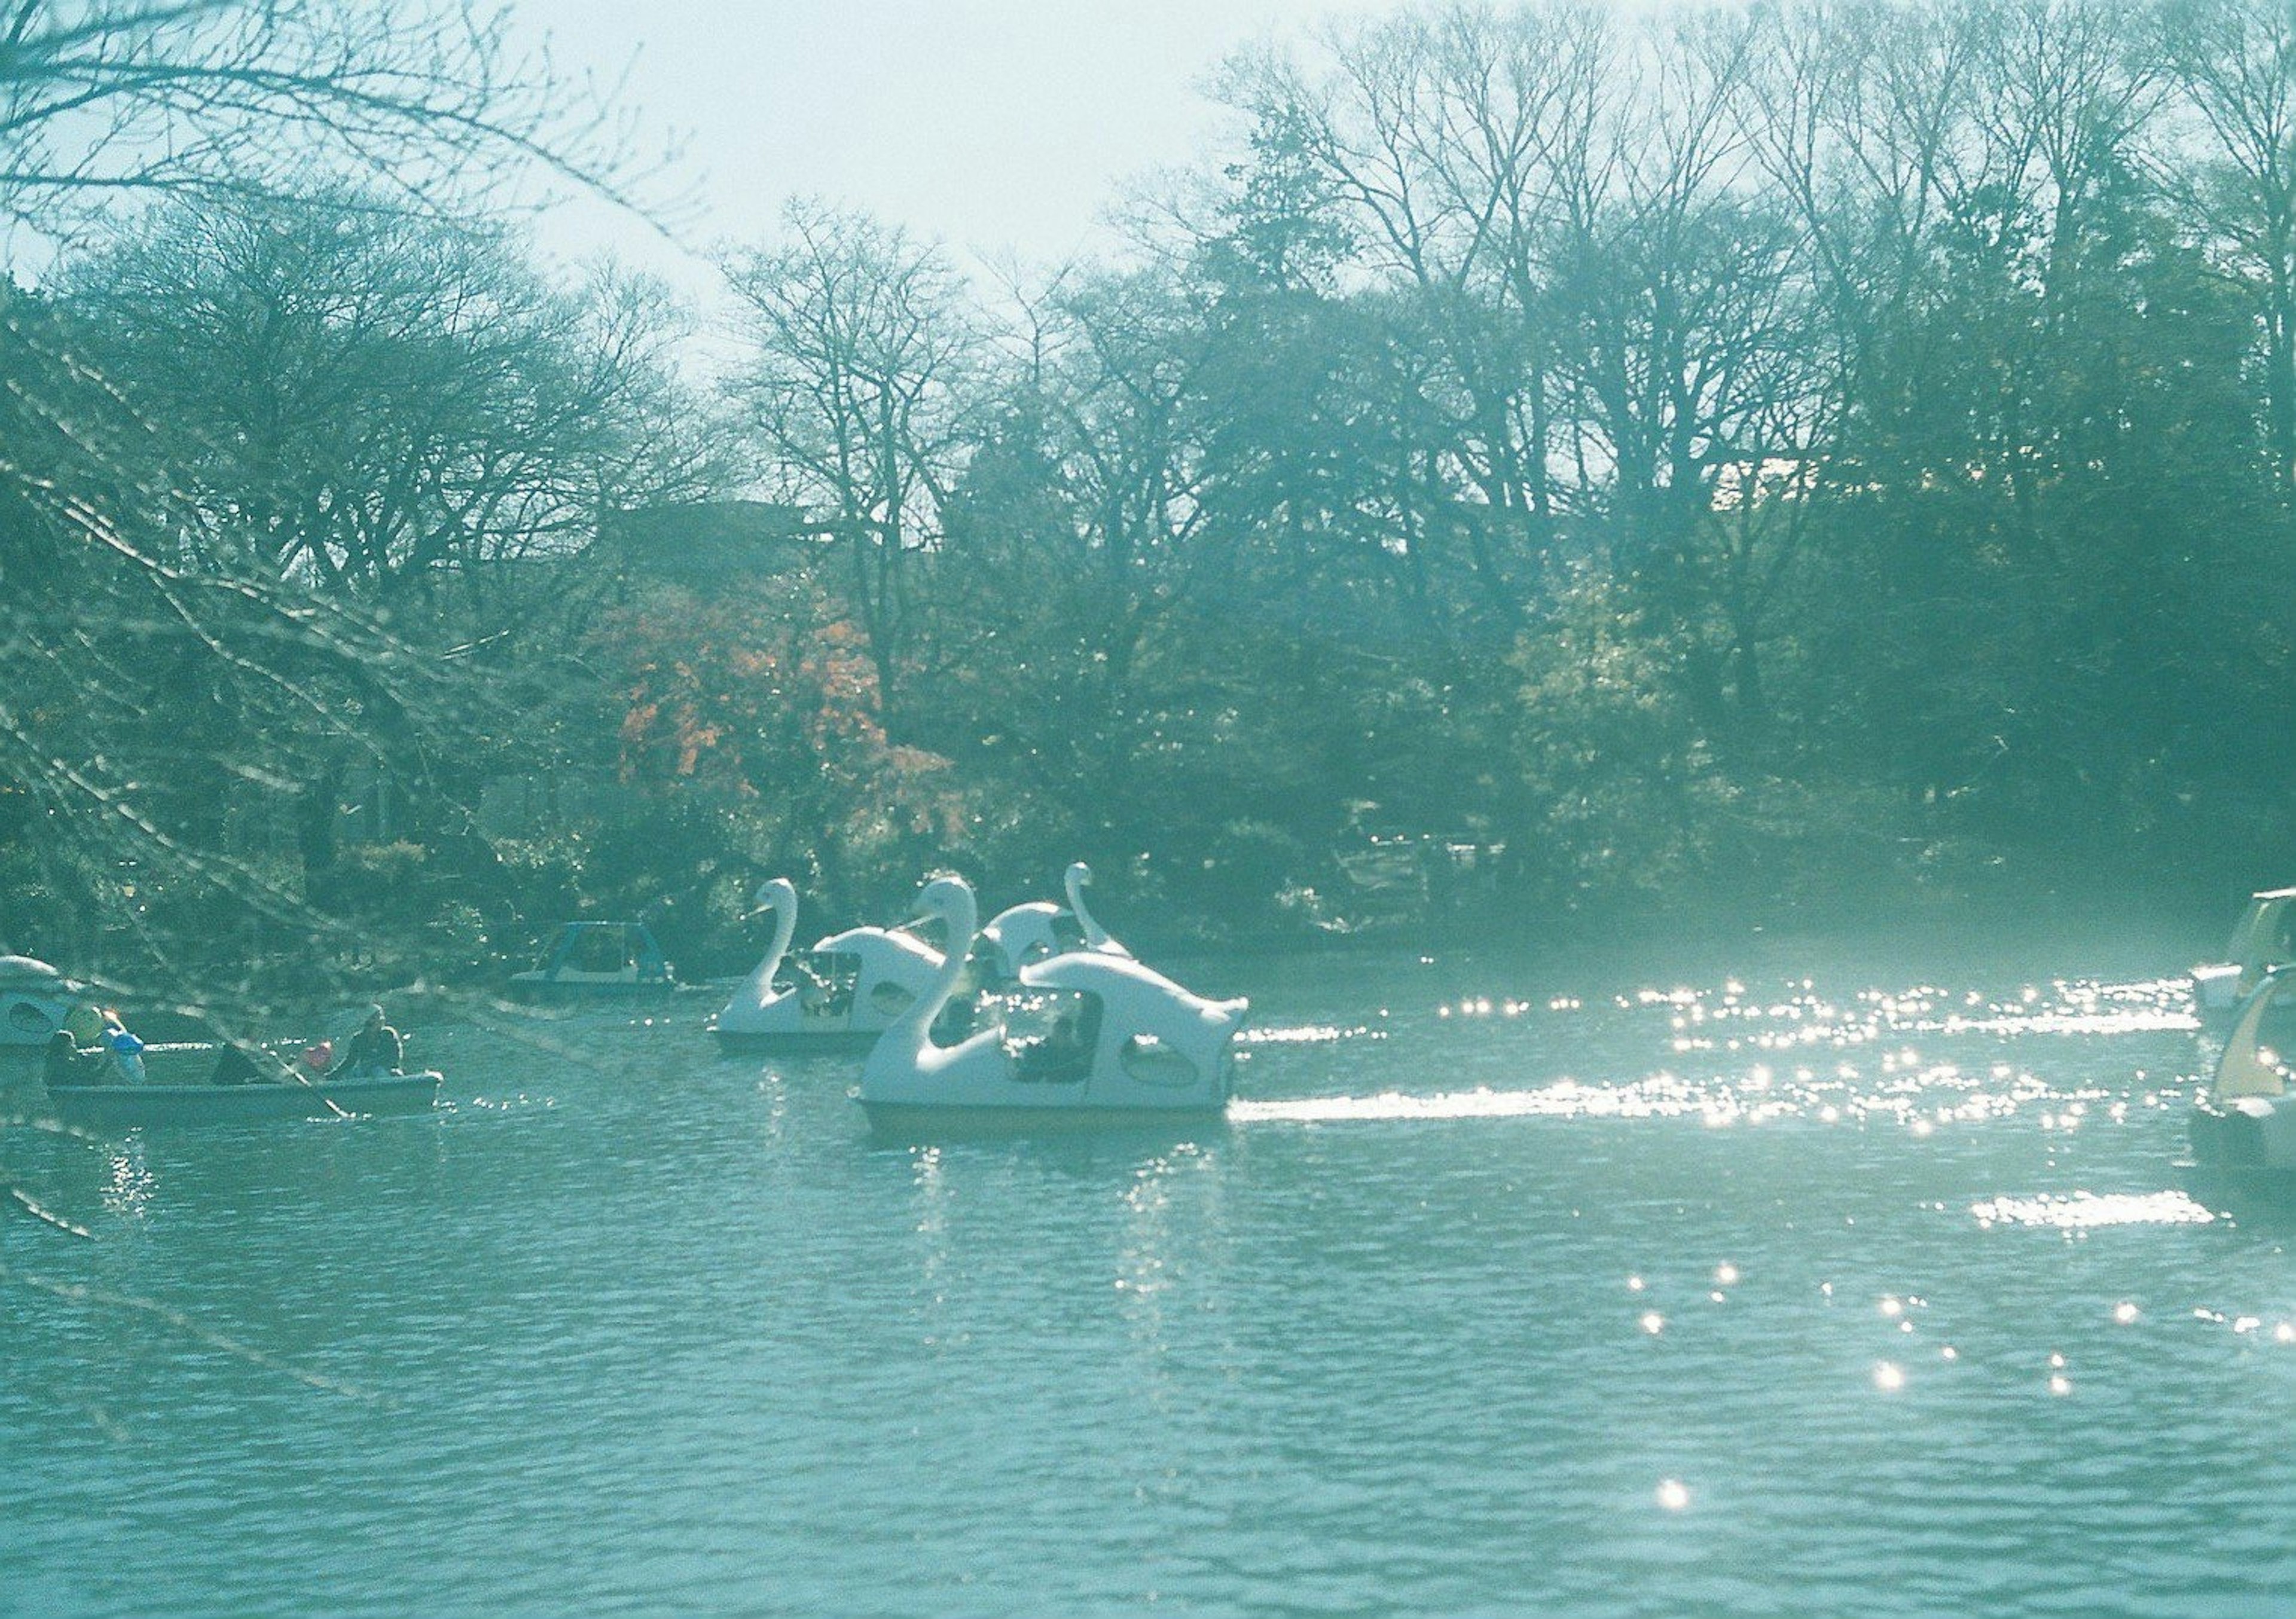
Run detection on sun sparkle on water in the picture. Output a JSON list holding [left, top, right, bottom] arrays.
[[1968, 1192, 2215, 1230]]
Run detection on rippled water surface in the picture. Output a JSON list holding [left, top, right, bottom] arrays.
[[8, 943, 2296, 1617]]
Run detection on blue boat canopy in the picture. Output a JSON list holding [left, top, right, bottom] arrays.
[[530, 922, 672, 983]]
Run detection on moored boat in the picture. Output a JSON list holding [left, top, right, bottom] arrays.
[[509, 921, 676, 1001], [42, 1070, 443, 1129]]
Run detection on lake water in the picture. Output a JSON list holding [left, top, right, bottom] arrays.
[[6, 940, 2294, 1618]]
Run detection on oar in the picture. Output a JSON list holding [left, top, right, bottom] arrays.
[[261, 1041, 354, 1121], [288, 1063, 355, 1121]]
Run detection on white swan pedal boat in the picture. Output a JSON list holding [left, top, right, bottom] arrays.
[[0, 955, 91, 1077], [2190, 966, 2296, 1173], [710, 878, 945, 1052], [978, 861, 1132, 982], [858, 874, 1246, 1134]]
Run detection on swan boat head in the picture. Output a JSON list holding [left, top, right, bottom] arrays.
[[1063, 862, 1132, 959], [861, 875, 1010, 1095], [713, 878, 802, 1033], [979, 862, 1133, 980], [718, 878, 952, 1041]]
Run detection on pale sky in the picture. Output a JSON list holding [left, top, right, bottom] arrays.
[[525, 0, 1402, 283]]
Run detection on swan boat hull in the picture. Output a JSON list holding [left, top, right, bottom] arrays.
[[43, 1071, 442, 1128], [859, 1098, 1229, 1139], [712, 1025, 884, 1055], [2190, 1096, 2296, 1176]]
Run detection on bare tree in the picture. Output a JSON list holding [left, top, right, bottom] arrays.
[[1214, 4, 1613, 626], [60, 187, 710, 610], [2162, 0, 2296, 484], [0, 0, 632, 236], [721, 201, 982, 711]]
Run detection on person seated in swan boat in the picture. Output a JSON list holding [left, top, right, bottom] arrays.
[[783, 954, 837, 1018], [1016, 1001, 1097, 1084]]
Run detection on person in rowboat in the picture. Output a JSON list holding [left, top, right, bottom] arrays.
[[44, 1030, 105, 1087], [208, 1041, 295, 1085], [332, 1005, 403, 1077], [99, 1010, 147, 1083]]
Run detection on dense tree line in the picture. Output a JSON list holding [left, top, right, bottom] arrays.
[[12, 0, 2296, 1013], [685, 0, 2296, 948]]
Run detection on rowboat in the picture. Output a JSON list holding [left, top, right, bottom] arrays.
[[42, 1071, 442, 1129]]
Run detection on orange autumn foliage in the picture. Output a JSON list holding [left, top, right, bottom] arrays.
[[591, 586, 967, 844]]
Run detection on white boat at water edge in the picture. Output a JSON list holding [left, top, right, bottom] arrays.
[[2190, 966, 2296, 1174], [2191, 887, 2296, 1030], [858, 873, 1246, 1134]]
